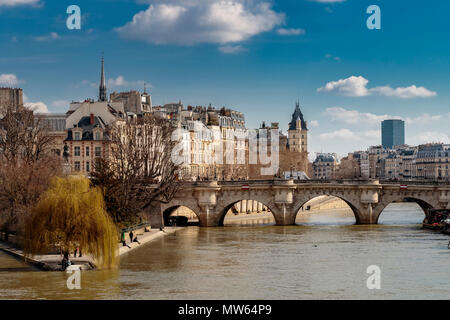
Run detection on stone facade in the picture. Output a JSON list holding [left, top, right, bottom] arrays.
[[110, 90, 152, 116], [312, 153, 338, 179], [0, 88, 23, 115]]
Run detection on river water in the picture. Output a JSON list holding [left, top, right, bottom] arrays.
[[0, 203, 449, 300]]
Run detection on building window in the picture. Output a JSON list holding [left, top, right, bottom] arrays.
[[74, 161, 81, 172], [74, 132, 81, 140], [95, 146, 102, 157], [95, 131, 101, 140], [74, 146, 80, 156], [86, 146, 90, 156], [86, 161, 90, 173]]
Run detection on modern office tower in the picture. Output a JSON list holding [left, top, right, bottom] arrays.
[[382, 119, 405, 149]]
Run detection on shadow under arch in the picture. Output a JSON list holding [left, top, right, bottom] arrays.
[[293, 195, 362, 225], [217, 200, 277, 227], [402, 197, 434, 215], [163, 205, 200, 226], [376, 197, 435, 220]]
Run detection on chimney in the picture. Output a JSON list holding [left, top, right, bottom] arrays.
[[90, 113, 94, 125]]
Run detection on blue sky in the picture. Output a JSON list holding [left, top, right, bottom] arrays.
[[1, 0, 450, 157]]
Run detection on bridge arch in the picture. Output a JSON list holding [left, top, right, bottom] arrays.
[[217, 199, 277, 226], [372, 195, 437, 223], [292, 192, 365, 224], [160, 196, 203, 226], [215, 191, 281, 226], [162, 205, 201, 226]]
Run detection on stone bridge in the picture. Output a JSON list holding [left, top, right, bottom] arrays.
[[151, 179, 450, 227]]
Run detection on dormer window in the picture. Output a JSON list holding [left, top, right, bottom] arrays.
[[74, 131, 81, 140], [95, 131, 101, 140]]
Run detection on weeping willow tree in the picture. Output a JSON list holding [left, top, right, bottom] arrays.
[[23, 176, 118, 268]]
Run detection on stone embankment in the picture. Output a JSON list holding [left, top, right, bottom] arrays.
[[0, 226, 181, 271]]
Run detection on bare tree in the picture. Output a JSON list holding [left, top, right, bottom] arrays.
[[91, 115, 180, 224], [0, 105, 63, 233]]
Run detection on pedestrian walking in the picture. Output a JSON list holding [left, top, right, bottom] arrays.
[[129, 230, 134, 243]]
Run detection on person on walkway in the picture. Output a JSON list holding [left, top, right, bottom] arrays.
[[133, 236, 141, 245], [62, 251, 71, 271], [121, 231, 127, 247], [129, 230, 134, 243]]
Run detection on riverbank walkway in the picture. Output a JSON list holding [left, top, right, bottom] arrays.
[[0, 227, 181, 271]]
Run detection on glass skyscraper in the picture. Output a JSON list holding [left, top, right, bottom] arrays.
[[382, 119, 405, 149]]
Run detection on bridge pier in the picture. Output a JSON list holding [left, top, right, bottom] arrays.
[[197, 206, 222, 227], [355, 204, 379, 225], [271, 204, 296, 226]]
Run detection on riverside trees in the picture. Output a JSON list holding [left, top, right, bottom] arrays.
[[24, 176, 118, 268], [90, 115, 180, 225], [0, 105, 62, 233]]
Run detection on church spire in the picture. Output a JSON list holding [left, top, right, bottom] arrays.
[[99, 55, 107, 102]]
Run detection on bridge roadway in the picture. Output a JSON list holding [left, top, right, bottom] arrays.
[[148, 179, 450, 227]]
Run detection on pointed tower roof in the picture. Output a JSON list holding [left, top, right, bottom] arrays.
[[99, 55, 107, 102], [289, 101, 307, 131]]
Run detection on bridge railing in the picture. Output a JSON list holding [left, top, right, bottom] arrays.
[[379, 179, 450, 186], [177, 178, 450, 187]]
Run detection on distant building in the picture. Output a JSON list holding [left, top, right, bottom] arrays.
[[65, 114, 114, 175], [249, 101, 310, 179], [35, 113, 67, 158], [382, 119, 405, 149], [0, 88, 23, 116], [312, 153, 338, 180], [414, 143, 450, 180], [288, 101, 308, 153], [110, 90, 152, 116]]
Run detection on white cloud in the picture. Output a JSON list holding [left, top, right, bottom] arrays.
[[0, 0, 39, 6], [218, 45, 246, 54], [370, 85, 437, 99], [324, 107, 443, 127], [116, 1, 285, 45], [318, 76, 369, 97], [309, 120, 319, 128], [319, 129, 378, 141], [325, 107, 395, 126], [51, 100, 69, 108], [414, 132, 450, 144], [405, 114, 442, 125], [276, 28, 305, 36], [315, 128, 379, 155], [318, 76, 437, 98], [108, 76, 146, 88], [0, 73, 24, 86], [325, 53, 340, 61], [34, 32, 59, 42], [24, 102, 48, 113]]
